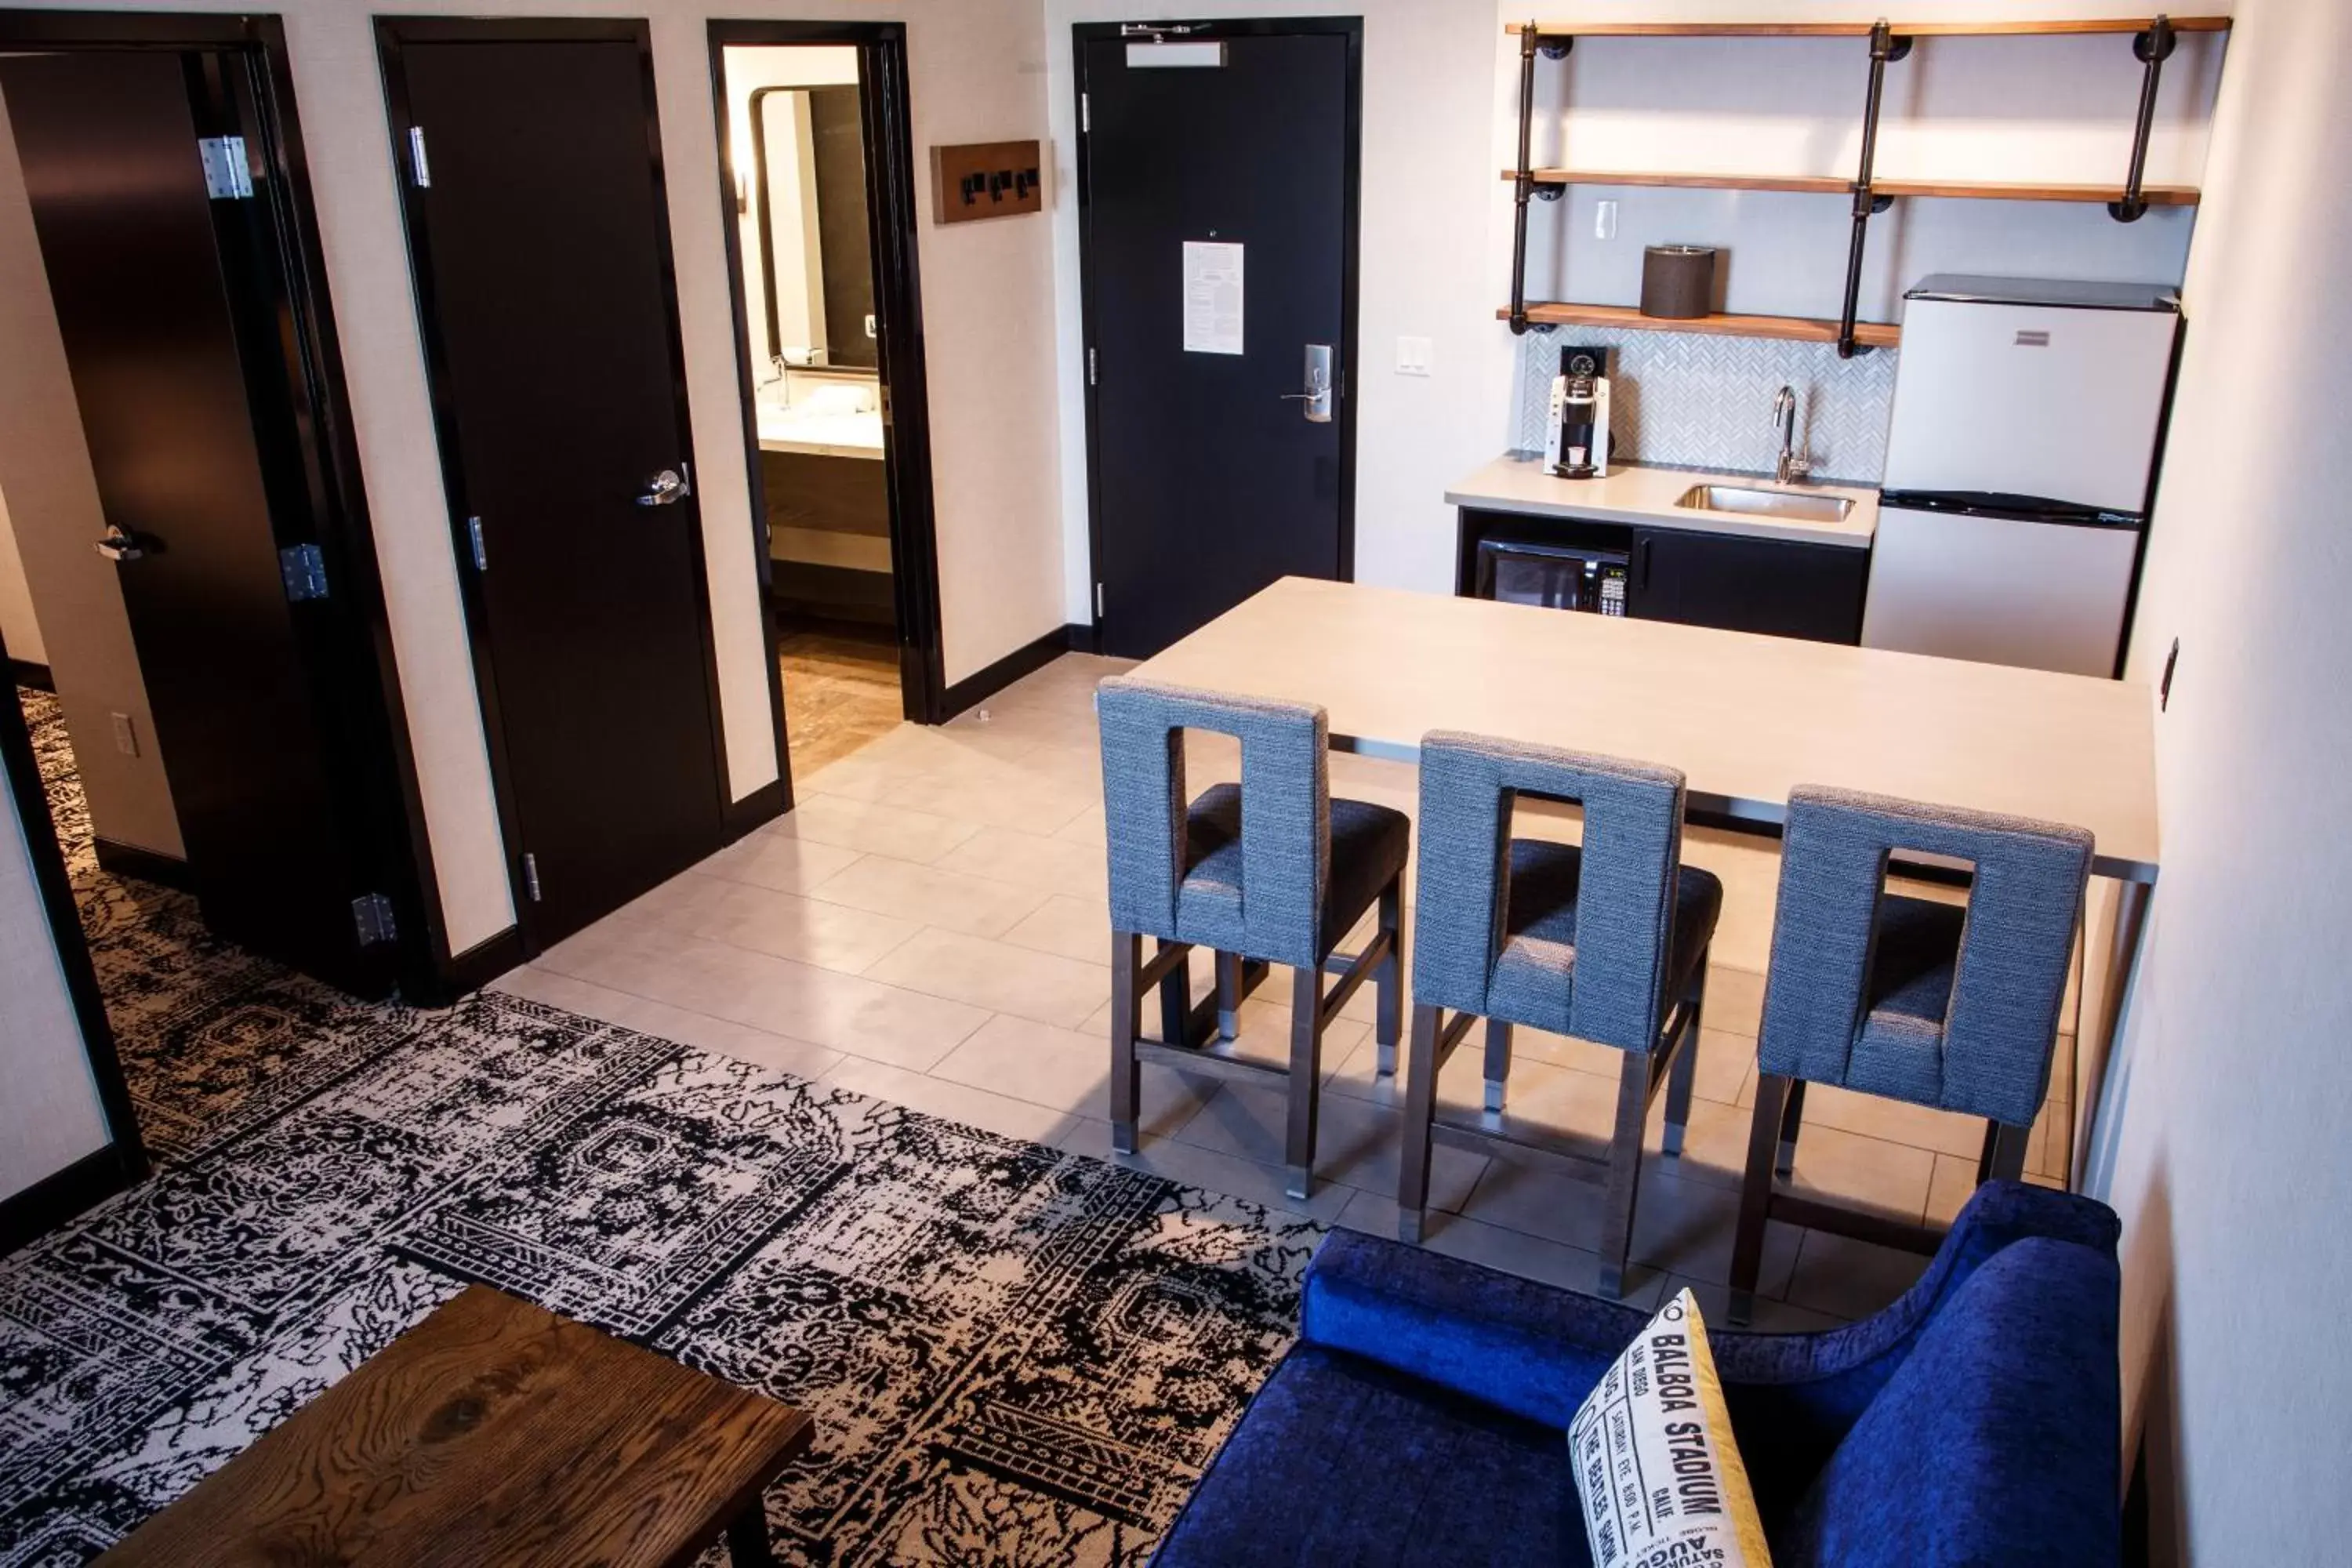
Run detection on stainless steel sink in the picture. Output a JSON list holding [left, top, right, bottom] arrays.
[[1675, 484, 1854, 524]]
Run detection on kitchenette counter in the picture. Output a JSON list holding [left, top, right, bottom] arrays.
[[1446, 455, 1878, 549]]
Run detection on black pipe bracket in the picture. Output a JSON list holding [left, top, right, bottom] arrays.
[[2110, 15, 2177, 223]]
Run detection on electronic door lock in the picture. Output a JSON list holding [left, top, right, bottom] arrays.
[[1279, 344, 1334, 423]]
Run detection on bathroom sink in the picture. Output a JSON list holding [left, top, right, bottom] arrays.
[[1675, 484, 1854, 523]]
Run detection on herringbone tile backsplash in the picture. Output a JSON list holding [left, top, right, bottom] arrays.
[[1513, 326, 1898, 485]]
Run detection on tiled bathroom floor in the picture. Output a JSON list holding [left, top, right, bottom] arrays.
[[495, 652, 2073, 1328]]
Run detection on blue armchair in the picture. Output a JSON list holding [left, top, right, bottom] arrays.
[[1156, 1181, 2121, 1566]]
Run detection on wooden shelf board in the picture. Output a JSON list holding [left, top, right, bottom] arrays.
[[1498, 301, 1902, 348], [1504, 169, 1850, 194], [1502, 168, 2201, 205], [1874, 176, 2200, 204], [1508, 17, 2230, 38]]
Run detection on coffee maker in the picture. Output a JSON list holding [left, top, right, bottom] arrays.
[[1544, 347, 1612, 480]]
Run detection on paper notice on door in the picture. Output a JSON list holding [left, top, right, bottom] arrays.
[[1182, 241, 1244, 355]]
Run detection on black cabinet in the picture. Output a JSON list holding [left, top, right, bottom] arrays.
[[1625, 527, 1868, 644], [1456, 506, 1869, 646]]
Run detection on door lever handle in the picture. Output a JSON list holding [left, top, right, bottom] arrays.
[[95, 524, 150, 563], [636, 468, 687, 507]]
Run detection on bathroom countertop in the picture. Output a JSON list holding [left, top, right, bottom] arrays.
[[756, 406, 885, 460], [1445, 455, 1878, 549]]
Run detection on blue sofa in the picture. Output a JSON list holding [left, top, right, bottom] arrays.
[[1156, 1182, 2120, 1566]]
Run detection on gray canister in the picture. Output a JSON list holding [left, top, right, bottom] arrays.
[[1640, 245, 1719, 319]]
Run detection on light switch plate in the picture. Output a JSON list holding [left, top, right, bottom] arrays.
[[1595, 198, 1618, 240], [1395, 336, 1432, 376]]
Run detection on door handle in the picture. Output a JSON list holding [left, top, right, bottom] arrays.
[[636, 468, 687, 507], [1280, 343, 1334, 423], [95, 524, 150, 563]]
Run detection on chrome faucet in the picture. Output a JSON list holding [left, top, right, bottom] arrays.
[[1773, 385, 1812, 485]]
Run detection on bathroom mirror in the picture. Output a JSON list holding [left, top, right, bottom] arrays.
[[750, 82, 876, 372]]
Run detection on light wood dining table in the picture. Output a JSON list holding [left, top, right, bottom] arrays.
[[1129, 576, 2161, 1188]]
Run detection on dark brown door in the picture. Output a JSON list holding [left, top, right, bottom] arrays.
[[1, 49, 397, 994], [380, 25, 725, 946], [1077, 21, 1361, 659]]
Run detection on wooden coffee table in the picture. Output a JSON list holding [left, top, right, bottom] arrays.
[[96, 1286, 813, 1566]]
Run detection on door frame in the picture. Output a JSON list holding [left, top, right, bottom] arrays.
[[375, 15, 748, 954], [706, 19, 949, 741], [0, 9, 448, 1002], [1072, 16, 1365, 652], [0, 628, 147, 1254]]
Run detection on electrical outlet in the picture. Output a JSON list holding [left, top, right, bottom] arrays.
[[1595, 199, 1619, 240], [110, 712, 139, 757], [1395, 336, 1432, 376]]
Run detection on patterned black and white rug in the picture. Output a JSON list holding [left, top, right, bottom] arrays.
[[1, 690, 1317, 1565]]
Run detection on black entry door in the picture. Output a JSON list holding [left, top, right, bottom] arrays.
[[381, 25, 725, 947], [1077, 22, 1359, 659], [1, 49, 396, 994]]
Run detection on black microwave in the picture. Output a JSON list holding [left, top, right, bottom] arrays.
[[1472, 536, 1628, 616]]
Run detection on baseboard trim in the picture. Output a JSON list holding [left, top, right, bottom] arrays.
[[412, 924, 530, 1008], [93, 837, 194, 892], [1062, 622, 1100, 655], [723, 777, 789, 840], [0, 1142, 144, 1258], [8, 658, 54, 692], [940, 624, 1092, 720]]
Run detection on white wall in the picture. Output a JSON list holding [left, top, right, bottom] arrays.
[[0, 483, 42, 667], [2085, 0, 2352, 1557], [12, 0, 1065, 955], [0, 746, 111, 1203]]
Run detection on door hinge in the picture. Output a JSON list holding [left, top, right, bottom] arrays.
[[279, 543, 329, 602], [1094, 582, 1105, 619], [1080, 93, 1089, 134], [198, 136, 253, 200], [352, 892, 398, 947], [466, 516, 488, 572], [406, 125, 432, 189], [1087, 347, 1097, 387], [522, 852, 543, 903]]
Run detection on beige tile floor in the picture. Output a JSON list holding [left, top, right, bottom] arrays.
[[492, 652, 2074, 1330]]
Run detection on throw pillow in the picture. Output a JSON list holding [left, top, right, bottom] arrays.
[[1567, 1287, 1771, 1568]]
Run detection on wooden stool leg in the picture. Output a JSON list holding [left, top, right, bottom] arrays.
[[1374, 879, 1403, 1077], [1596, 1051, 1652, 1299], [1214, 950, 1243, 1040], [1285, 963, 1324, 1200], [1661, 963, 1706, 1158], [727, 1500, 779, 1568], [1109, 931, 1142, 1155], [1482, 1018, 1514, 1113], [1730, 1073, 1791, 1327], [1156, 937, 1190, 1047], [1980, 1119, 2032, 1185], [1397, 1003, 1442, 1242], [1775, 1078, 1808, 1179]]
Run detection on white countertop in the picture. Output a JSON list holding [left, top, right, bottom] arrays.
[[756, 405, 885, 460], [1445, 455, 1878, 549]]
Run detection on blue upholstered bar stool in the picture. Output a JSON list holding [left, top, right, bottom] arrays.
[[1096, 677, 1407, 1200], [1728, 785, 2093, 1324], [1398, 733, 1722, 1298]]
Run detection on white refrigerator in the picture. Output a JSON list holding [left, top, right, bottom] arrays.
[[1862, 275, 2181, 677]]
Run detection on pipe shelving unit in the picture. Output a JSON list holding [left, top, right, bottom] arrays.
[[1503, 13, 2230, 356]]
